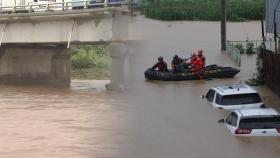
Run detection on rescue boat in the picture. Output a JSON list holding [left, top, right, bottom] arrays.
[[144, 65, 240, 81]]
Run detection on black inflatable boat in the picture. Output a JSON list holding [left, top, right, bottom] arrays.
[[144, 65, 240, 81]]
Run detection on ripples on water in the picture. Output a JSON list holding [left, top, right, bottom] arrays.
[[0, 80, 134, 158], [0, 17, 280, 158]]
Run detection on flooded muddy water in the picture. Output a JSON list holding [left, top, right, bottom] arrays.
[[0, 17, 280, 158]]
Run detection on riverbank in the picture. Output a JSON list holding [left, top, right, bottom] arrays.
[[71, 46, 111, 80], [71, 68, 111, 80], [143, 0, 264, 21]]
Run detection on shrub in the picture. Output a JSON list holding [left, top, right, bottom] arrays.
[[71, 46, 111, 69], [143, 0, 265, 21], [246, 47, 265, 86], [245, 42, 255, 54], [234, 43, 245, 54]]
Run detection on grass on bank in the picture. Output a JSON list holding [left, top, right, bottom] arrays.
[[71, 46, 112, 80], [142, 0, 264, 21]]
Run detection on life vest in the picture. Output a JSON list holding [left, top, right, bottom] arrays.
[[192, 58, 204, 79], [156, 61, 168, 72], [190, 57, 197, 66], [198, 55, 206, 67], [192, 58, 203, 71]]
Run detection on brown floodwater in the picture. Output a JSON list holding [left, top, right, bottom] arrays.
[[0, 17, 280, 158]]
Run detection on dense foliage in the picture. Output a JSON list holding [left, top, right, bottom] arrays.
[[234, 42, 256, 55], [246, 46, 265, 86], [71, 46, 111, 79], [142, 0, 264, 21]]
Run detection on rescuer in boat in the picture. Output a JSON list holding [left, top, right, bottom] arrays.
[[190, 53, 197, 66], [171, 55, 184, 73], [191, 53, 204, 79], [183, 53, 197, 69], [151, 56, 168, 72], [197, 49, 206, 68]]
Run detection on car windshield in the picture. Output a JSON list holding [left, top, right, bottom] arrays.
[[239, 116, 280, 129], [217, 93, 262, 105]]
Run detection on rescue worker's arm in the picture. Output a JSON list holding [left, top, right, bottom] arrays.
[[171, 63, 176, 69], [151, 63, 158, 70], [179, 58, 184, 63], [171, 60, 176, 69]]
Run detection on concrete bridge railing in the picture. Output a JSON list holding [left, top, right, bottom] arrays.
[[0, 0, 133, 14]]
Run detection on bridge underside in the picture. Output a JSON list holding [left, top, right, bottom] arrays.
[[0, 44, 71, 87], [0, 42, 131, 90]]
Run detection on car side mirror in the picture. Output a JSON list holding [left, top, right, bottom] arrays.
[[260, 104, 266, 108], [218, 119, 225, 123]]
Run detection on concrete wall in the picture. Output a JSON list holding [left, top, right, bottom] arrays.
[[0, 18, 113, 44], [0, 9, 130, 44], [0, 45, 72, 86]]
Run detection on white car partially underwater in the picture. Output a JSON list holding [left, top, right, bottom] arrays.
[[205, 84, 264, 110], [219, 108, 280, 136]]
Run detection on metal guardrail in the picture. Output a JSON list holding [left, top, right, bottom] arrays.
[[0, 0, 131, 14], [226, 39, 274, 66], [227, 39, 274, 52], [226, 41, 241, 66]]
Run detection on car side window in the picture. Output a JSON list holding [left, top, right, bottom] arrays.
[[206, 89, 215, 102], [231, 113, 238, 127], [226, 112, 238, 127], [226, 113, 233, 124], [215, 93, 222, 105]]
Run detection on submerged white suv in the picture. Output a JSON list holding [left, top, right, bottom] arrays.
[[205, 84, 264, 110], [220, 108, 280, 136]]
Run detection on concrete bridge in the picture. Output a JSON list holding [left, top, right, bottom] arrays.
[[0, 7, 134, 90]]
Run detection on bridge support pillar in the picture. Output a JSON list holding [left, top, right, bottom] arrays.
[[106, 43, 128, 91], [0, 45, 72, 87]]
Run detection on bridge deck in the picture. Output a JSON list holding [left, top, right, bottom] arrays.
[[0, 7, 130, 23]]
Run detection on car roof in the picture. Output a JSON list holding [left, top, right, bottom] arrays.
[[235, 108, 280, 117], [212, 84, 257, 96]]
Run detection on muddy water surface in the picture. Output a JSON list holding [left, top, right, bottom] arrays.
[[0, 17, 280, 158]]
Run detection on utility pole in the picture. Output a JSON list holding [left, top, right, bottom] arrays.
[[221, 0, 227, 51], [261, 18, 266, 49], [273, 1, 280, 53], [128, 0, 134, 16]]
